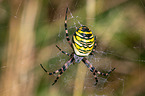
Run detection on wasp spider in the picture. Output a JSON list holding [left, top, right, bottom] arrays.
[[40, 8, 115, 85]]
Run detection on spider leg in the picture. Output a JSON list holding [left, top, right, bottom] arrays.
[[51, 57, 74, 85], [40, 64, 61, 75], [82, 57, 115, 85], [93, 72, 98, 85], [90, 36, 97, 55], [52, 70, 63, 85], [82, 58, 99, 85], [65, 7, 73, 48], [95, 67, 116, 76], [56, 45, 70, 56], [40, 57, 74, 75]]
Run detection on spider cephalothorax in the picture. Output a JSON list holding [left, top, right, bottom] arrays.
[[40, 8, 115, 85]]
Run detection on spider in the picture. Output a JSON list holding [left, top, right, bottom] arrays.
[[40, 8, 115, 85]]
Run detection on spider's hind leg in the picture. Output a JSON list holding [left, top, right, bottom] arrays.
[[65, 8, 73, 48]]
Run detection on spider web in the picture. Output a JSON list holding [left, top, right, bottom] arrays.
[[54, 7, 124, 95], [0, 0, 145, 96], [50, 1, 145, 96]]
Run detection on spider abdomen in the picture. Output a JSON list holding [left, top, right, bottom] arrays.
[[72, 26, 95, 57]]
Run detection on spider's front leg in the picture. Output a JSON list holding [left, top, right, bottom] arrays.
[[82, 57, 115, 85], [40, 57, 74, 85], [93, 71, 98, 85], [52, 57, 74, 85], [40, 64, 60, 75]]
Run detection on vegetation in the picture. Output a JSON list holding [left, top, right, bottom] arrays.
[[0, 0, 145, 96]]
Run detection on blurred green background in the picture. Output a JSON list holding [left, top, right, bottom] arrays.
[[0, 0, 145, 96]]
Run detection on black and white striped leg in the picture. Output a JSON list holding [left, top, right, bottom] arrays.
[[56, 45, 70, 56], [40, 64, 61, 75], [51, 57, 74, 85], [82, 57, 115, 85], [82, 58, 99, 85], [52, 70, 63, 85], [95, 67, 116, 76], [65, 7, 73, 48], [40, 57, 74, 85], [93, 72, 98, 85], [90, 36, 97, 55]]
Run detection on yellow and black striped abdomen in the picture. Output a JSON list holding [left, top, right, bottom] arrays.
[[72, 26, 94, 57]]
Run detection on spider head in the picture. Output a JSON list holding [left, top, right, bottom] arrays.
[[72, 26, 95, 57], [74, 54, 84, 63]]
